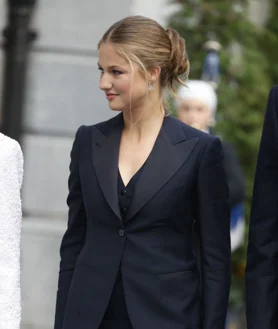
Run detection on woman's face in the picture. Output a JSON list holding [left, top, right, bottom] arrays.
[[98, 42, 148, 112]]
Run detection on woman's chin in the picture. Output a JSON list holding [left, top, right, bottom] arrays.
[[109, 105, 123, 112], [108, 103, 129, 112]]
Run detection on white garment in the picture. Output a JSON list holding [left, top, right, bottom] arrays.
[[0, 133, 23, 329]]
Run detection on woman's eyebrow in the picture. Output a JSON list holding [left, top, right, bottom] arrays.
[[97, 63, 123, 69]]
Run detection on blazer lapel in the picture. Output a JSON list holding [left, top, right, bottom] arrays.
[[126, 116, 199, 221], [91, 114, 123, 220]]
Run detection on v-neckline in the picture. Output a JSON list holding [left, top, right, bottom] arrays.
[[118, 116, 166, 188], [118, 162, 146, 188]]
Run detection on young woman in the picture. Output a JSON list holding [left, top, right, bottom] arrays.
[[54, 16, 231, 329], [0, 132, 23, 329]]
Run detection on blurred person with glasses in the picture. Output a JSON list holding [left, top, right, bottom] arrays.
[[176, 80, 246, 253]]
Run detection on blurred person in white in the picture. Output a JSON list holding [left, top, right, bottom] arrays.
[[176, 80, 245, 252], [0, 132, 23, 329]]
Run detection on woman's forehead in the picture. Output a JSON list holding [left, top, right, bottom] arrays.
[[98, 43, 128, 67]]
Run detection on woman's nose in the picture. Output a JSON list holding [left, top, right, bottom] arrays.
[[99, 73, 112, 90]]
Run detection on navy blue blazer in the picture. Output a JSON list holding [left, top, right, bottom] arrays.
[[246, 86, 278, 329], [54, 113, 231, 329]]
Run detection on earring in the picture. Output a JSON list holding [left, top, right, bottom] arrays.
[[148, 82, 153, 91]]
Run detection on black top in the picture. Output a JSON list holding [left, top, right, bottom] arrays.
[[118, 167, 144, 223], [98, 166, 145, 329]]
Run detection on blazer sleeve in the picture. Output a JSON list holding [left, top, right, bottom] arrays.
[[197, 136, 231, 329], [54, 126, 87, 329], [245, 86, 278, 329]]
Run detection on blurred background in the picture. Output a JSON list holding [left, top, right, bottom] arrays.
[[0, 0, 277, 328]]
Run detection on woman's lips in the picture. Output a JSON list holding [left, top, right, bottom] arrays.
[[106, 93, 118, 101]]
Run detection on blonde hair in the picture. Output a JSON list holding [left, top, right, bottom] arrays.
[[98, 16, 189, 98]]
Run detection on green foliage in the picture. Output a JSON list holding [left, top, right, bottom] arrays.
[[168, 0, 278, 307], [258, 0, 278, 85]]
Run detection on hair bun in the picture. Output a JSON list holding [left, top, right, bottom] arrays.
[[99, 16, 190, 97], [165, 28, 190, 91]]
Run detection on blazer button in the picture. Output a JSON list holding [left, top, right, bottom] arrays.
[[121, 189, 127, 196], [119, 229, 125, 237]]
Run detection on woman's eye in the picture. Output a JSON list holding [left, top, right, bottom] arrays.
[[112, 70, 122, 75], [98, 67, 104, 74]]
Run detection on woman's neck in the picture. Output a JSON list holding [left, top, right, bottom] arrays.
[[122, 105, 165, 142]]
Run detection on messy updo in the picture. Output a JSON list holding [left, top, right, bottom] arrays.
[[98, 16, 189, 95]]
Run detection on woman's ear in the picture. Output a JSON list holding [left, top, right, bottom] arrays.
[[148, 66, 161, 84]]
